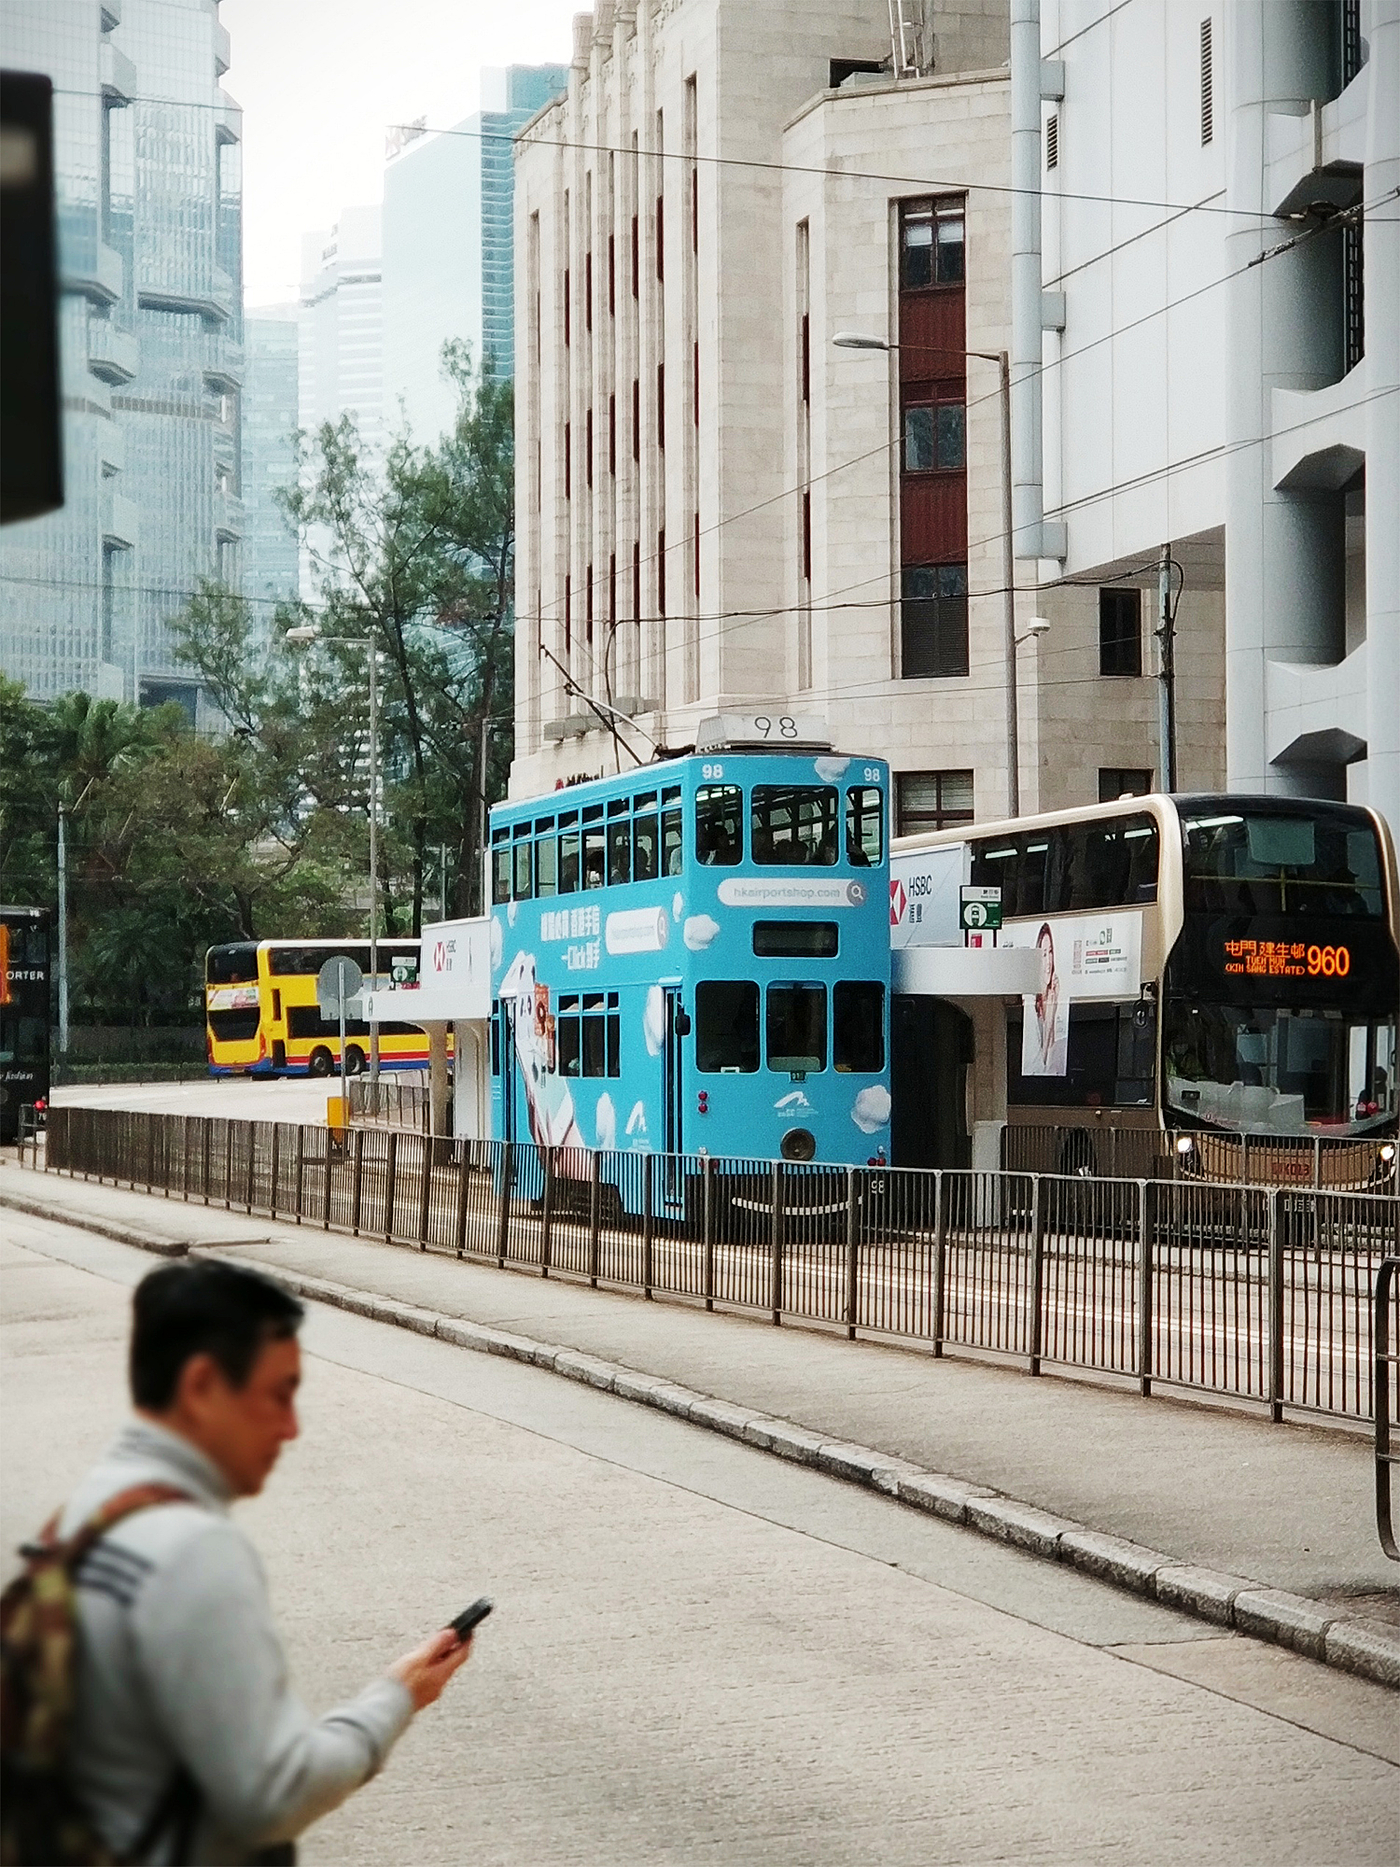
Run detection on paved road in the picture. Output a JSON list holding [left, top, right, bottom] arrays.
[[4, 1211, 1395, 1865], [52, 1075, 384, 1126]]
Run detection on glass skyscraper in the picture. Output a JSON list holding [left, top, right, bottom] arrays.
[[0, 0, 241, 717], [241, 308, 299, 620]]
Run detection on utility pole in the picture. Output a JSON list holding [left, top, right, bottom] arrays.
[[56, 800, 69, 1057], [998, 350, 1020, 816], [1156, 545, 1178, 793]]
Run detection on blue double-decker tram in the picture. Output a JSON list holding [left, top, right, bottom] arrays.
[[488, 715, 891, 1218]]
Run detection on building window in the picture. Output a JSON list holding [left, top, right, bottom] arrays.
[[896, 770, 974, 836], [1046, 113, 1059, 170], [657, 528, 666, 617], [656, 362, 665, 450], [564, 574, 571, 652], [801, 489, 811, 583], [903, 400, 965, 472], [608, 233, 615, 315], [633, 541, 641, 619], [1099, 588, 1142, 676], [1343, 211, 1364, 372], [632, 378, 640, 460], [901, 565, 968, 678], [585, 409, 593, 488], [563, 269, 570, 346], [564, 422, 571, 499], [1199, 19, 1213, 144], [586, 566, 594, 645], [608, 394, 616, 475], [1099, 768, 1153, 802], [900, 198, 965, 290], [656, 193, 664, 281], [585, 251, 592, 330]]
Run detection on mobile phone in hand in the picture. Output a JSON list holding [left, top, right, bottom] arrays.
[[447, 1597, 493, 1641]]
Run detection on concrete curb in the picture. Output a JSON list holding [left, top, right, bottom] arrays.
[[193, 1248, 1399, 1694], [9, 1179, 1396, 1692]]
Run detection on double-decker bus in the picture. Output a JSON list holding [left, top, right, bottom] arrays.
[[890, 794, 1399, 1184], [0, 906, 51, 1144], [489, 717, 891, 1209], [205, 938, 430, 1076]]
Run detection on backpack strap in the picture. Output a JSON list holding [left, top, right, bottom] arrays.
[[32, 1484, 197, 1572]]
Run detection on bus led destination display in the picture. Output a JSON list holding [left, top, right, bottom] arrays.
[[1221, 937, 1351, 980]]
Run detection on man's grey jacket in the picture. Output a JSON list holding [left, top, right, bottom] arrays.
[[59, 1419, 414, 1865]]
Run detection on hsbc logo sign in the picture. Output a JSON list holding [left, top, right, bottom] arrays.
[[431, 938, 455, 976], [889, 879, 907, 926]]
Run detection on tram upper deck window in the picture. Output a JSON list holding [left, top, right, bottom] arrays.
[[696, 784, 742, 864], [767, 983, 827, 1072], [662, 788, 683, 874], [633, 795, 659, 882], [608, 812, 632, 887], [1180, 803, 1383, 918], [536, 820, 558, 896], [583, 808, 606, 889], [513, 831, 533, 900], [696, 980, 759, 1072], [491, 827, 511, 905], [845, 786, 884, 866], [559, 813, 580, 894], [751, 786, 839, 866]]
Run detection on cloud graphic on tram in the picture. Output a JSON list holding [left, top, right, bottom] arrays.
[[625, 1101, 648, 1138], [813, 756, 851, 783], [595, 1093, 617, 1151], [672, 892, 684, 922], [683, 914, 721, 951], [851, 1084, 892, 1133]]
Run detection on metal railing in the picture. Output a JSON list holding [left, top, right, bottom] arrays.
[[1376, 1257, 1400, 1559], [38, 1105, 1400, 1428], [345, 1077, 430, 1133], [1002, 1122, 1398, 1192]]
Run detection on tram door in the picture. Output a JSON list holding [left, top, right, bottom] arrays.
[[497, 1000, 517, 1147], [891, 995, 973, 1169], [661, 985, 686, 1211]]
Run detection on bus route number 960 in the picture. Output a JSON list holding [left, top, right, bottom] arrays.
[[1307, 943, 1350, 977]]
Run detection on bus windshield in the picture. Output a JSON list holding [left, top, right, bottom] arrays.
[[1165, 1004, 1397, 1135], [1180, 802, 1385, 918]]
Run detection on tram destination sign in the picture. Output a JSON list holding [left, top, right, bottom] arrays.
[[959, 885, 1003, 932]]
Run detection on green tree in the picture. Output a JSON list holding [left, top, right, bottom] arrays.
[[277, 341, 514, 931]]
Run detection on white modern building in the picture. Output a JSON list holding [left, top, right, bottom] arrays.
[[1035, 0, 1398, 832], [241, 305, 299, 617], [510, 0, 1227, 823], [382, 66, 567, 444], [298, 205, 384, 455]]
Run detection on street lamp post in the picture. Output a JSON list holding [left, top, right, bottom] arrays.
[[833, 332, 1027, 815], [287, 624, 381, 1081]]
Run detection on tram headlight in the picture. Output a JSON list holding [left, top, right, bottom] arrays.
[[781, 1128, 816, 1163]]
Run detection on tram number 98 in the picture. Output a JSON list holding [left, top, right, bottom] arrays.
[[1306, 944, 1350, 977], [752, 716, 798, 739]]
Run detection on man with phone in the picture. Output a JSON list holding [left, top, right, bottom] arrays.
[[24, 1260, 482, 1865]]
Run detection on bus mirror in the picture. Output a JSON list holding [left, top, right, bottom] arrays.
[[674, 1008, 692, 1037]]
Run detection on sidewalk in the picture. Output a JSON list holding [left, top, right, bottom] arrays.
[[5, 1154, 1398, 1688]]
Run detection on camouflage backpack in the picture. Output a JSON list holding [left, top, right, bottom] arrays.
[[1, 1485, 194, 1867]]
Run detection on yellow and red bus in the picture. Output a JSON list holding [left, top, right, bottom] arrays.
[[205, 938, 431, 1076]]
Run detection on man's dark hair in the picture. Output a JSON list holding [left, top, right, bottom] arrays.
[[130, 1261, 305, 1409]]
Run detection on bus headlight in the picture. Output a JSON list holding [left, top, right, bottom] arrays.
[[1175, 1135, 1195, 1156], [1382, 1143, 1397, 1164]]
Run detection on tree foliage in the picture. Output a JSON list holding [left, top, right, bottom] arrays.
[[0, 346, 514, 1036]]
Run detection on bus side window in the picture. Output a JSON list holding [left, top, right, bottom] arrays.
[[272, 990, 281, 1023], [834, 981, 884, 1072], [492, 837, 511, 905], [696, 980, 759, 1072], [608, 817, 632, 887], [845, 786, 883, 867], [633, 813, 659, 882], [513, 838, 533, 900], [536, 835, 558, 897], [662, 806, 683, 875], [696, 784, 742, 865], [559, 827, 581, 894]]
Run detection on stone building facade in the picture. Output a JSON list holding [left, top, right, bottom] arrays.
[[510, 0, 1226, 823]]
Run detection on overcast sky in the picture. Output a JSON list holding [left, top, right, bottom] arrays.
[[222, 0, 579, 307]]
